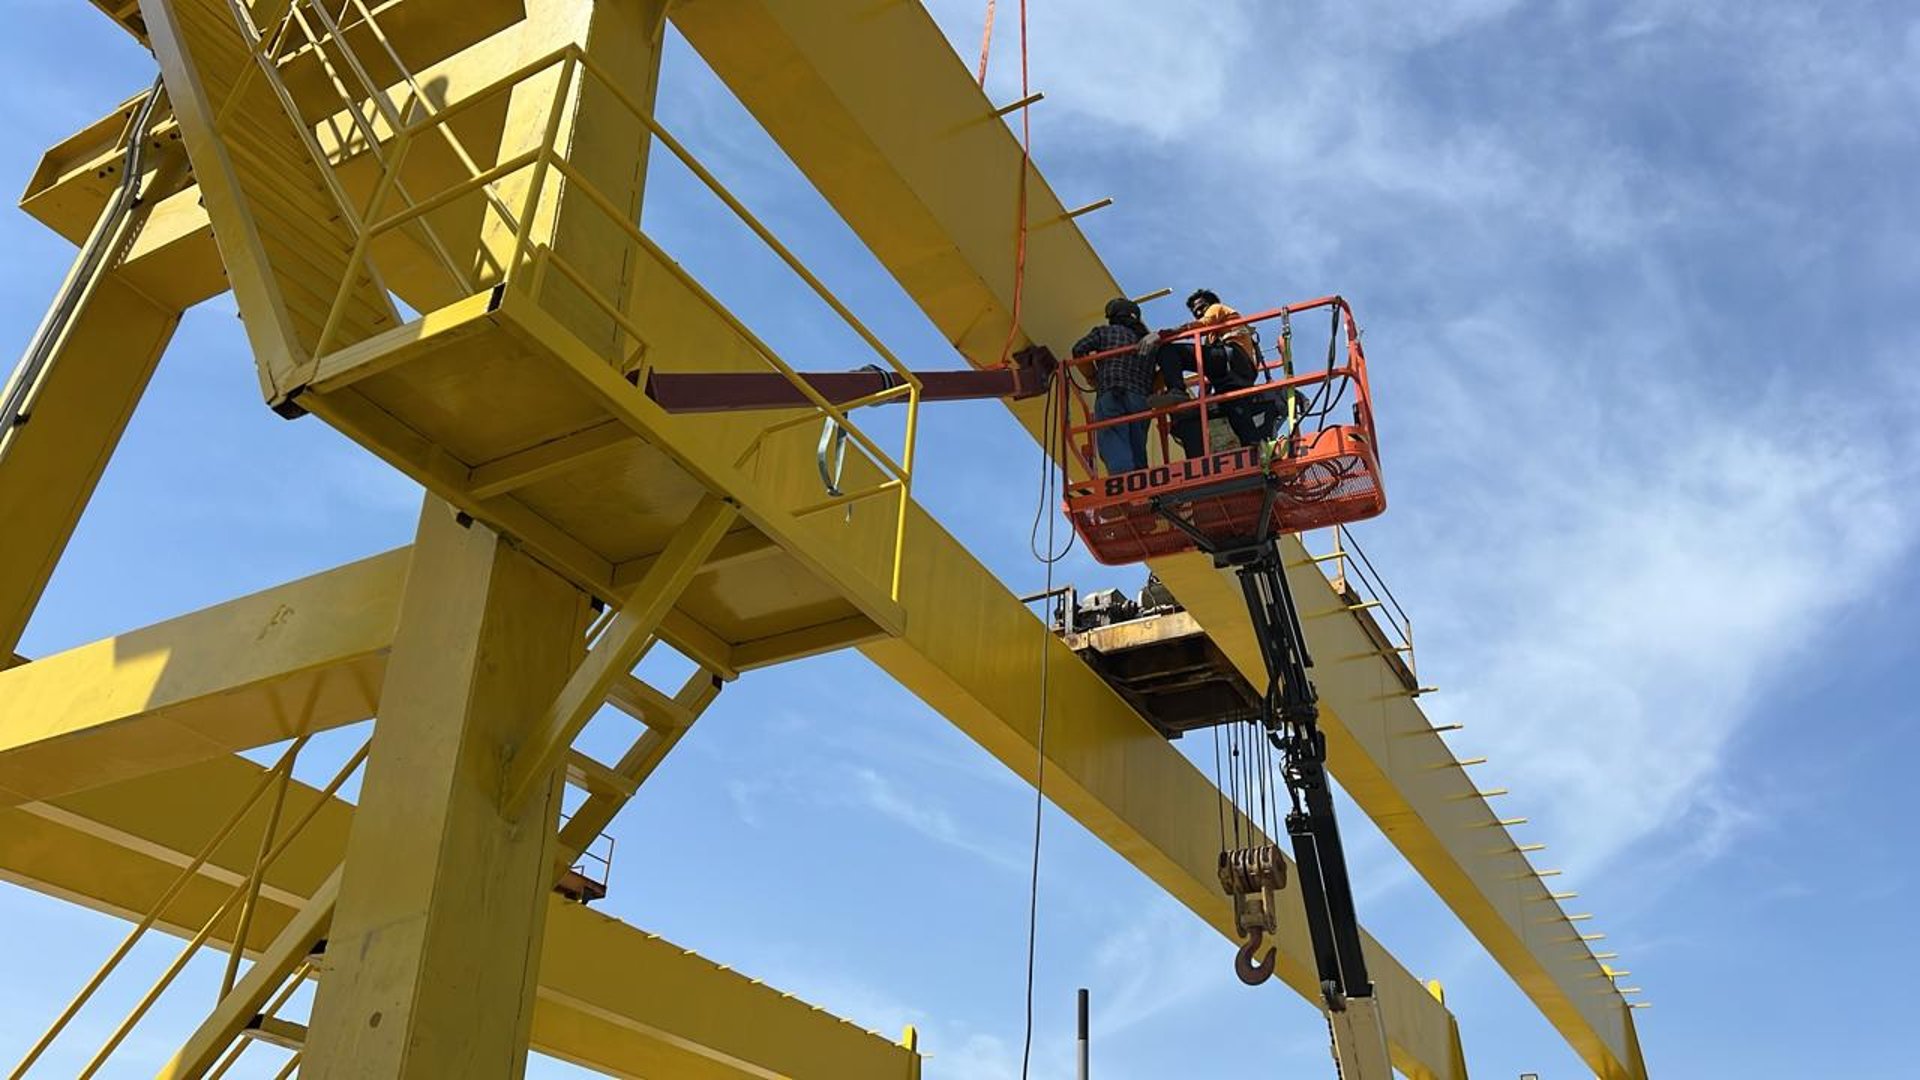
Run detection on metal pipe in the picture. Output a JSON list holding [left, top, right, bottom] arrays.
[[71, 739, 370, 1077], [1076, 987, 1089, 1080], [4, 737, 289, 1079], [1, 76, 164, 449], [221, 738, 307, 996]]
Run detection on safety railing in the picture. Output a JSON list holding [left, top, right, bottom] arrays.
[[305, 42, 921, 601], [1058, 295, 1375, 481], [1302, 523, 1427, 693], [214, 0, 472, 290], [9, 735, 371, 1079], [569, 830, 615, 901]]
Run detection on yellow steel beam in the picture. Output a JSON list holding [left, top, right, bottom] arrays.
[[536, 905, 921, 1080], [860, 505, 1468, 1080], [305, 499, 586, 1078], [0, 532, 877, 812], [672, 4, 1641, 1075], [0, 756, 920, 1079], [0, 267, 181, 659], [0, 549, 406, 805]]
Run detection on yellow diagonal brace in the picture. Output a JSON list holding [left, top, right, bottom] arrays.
[[0, 272, 180, 659], [156, 868, 340, 1079], [502, 494, 737, 815]]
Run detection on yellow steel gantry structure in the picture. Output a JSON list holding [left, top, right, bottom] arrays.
[[0, 1, 1649, 1077]]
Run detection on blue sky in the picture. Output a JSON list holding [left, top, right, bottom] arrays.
[[3, 0, 1918, 1077]]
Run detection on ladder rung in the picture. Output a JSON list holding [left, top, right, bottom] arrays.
[[564, 750, 639, 798], [241, 1016, 307, 1051], [607, 674, 695, 730], [258, 227, 361, 292]]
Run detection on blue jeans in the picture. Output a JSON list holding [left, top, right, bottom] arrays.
[[1094, 388, 1149, 475]]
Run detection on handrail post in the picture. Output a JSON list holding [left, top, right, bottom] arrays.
[[507, 53, 577, 289], [317, 124, 415, 360], [220, 739, 306, 997]]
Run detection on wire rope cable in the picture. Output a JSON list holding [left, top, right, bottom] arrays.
[[982, 4, 1056, 1070]]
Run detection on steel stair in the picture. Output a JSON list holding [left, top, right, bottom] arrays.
[[144, 0, 397, 399]]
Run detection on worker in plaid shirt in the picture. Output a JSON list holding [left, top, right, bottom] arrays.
[[1073, 297, 1157, 475]]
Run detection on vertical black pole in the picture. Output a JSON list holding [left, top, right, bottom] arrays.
[[1077, 987, 1090, 1080]]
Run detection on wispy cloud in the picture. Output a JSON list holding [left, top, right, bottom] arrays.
[[1085, 904, 1221, 1033], [846, 766, 1025, 872], [1413, 353, 1913, 871]]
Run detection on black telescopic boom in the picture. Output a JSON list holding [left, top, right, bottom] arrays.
[[1228, 539, 1373, 1009]]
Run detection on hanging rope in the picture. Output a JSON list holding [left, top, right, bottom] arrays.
[[974, 0, 998, 85], [1018, 378, 1071, 1080], [983, 5, 1055, 1072], [993, 0, 1034, 370]]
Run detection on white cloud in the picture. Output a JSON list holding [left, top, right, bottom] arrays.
[[930, 0, 1257, 142], [1410, 331, 1914, 871], [847, 766, 1025, 872], [1086, 903, 1220, 1033]]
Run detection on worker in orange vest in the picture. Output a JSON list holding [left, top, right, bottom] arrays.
[[1146, 289, 1277, 452]]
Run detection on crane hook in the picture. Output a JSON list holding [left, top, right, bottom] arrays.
[[1234, 927, 1278, 986]]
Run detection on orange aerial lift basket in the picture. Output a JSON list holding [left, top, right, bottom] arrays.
[[1058, 295, 1385, 565]]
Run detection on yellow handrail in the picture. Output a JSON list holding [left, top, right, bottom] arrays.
[[66, 739, 371, 1078], [570, 48, 923, 394], [3, 739, 303, 1079], [313, 45, 924, 599]]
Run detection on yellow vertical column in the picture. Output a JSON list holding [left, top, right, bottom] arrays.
[[306, 5, 678, 1073], [0, 273, 179, 658], [303, 498, 587, 1078], [487, 0, 671, 357]]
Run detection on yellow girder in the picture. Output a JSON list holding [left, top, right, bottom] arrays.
[[672, 3, 1644, 1075], [0, 550, 406, 805], [0, 757, 920, 1079], [1155, 554, 1649, 1080]]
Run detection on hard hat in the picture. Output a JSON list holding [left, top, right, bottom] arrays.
[[1104, 297, 1142, 323]]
